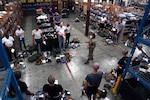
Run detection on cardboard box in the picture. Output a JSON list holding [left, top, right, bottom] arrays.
[[37, 0, 43, 2], [21, 0, 26, 3], [27, 0, 35, 3], [4, 5, 14, 11], [45, 0, 51, 2]]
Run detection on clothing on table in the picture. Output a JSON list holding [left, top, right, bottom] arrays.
[[85, 71, 103, 97], [15, 28, 26, 51]]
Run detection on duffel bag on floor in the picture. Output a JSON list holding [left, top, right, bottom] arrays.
[[28, 53, 42, 62]]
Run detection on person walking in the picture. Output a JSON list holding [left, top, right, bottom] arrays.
[[85, 32, 96, 64], [32, 26, 45, 53], [2, 33, 18, 61], [82, 62, 103, 100], [15, 25, 26, 51]]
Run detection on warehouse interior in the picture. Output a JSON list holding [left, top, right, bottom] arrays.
[[0, 0, 150, 100]]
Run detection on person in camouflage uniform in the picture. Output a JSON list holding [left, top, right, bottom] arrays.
[[85, 32, 96, 64]]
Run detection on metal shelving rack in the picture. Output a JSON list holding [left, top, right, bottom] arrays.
[[117, 0, 150, 93], [0, 40, 23, 100], [20, 0, 57, 10]]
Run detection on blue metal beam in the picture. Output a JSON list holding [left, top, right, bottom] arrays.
[[117, 0, 150, 94], [0, 40, 24, 99], [136, 37, 150, 47], [127, 68, 150, 91]]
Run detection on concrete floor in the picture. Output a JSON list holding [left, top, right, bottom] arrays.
[[18, 11, 131, 100]]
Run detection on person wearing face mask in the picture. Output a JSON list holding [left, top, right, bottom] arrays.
[[56, 22, 66, 52], [15, 25, 26, 51], [2, 32, 18, 61], [85, 32, 96, 64], [32, 26, 45, 53]]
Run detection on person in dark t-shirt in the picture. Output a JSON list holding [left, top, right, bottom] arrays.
[[14, 71, 34, 99], [83, 62, 103, 100], [43, 75, 64, 100], [115, 50, 128, 76]]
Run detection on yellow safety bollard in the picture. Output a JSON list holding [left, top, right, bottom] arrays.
[[112, 75, 121, 93]]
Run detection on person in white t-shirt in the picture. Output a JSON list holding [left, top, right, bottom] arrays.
[[56, 22, 66, 51], [15, 25, 26, 51], [32, 26, 45, 53], [65, 23, 71, 44], [132, 44, 145, 66], [2, 33, 17, 61], [99, 15, 107, 31]]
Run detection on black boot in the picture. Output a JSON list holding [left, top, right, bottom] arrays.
[[84, 59, 89, 64]]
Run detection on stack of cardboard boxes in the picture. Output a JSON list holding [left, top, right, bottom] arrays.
[[0, 1, 22, 37]]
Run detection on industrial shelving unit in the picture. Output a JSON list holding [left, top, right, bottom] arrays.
[[117, 0, 150, 97], [20, 0, 58, 10], [0, 40, 23, 99]]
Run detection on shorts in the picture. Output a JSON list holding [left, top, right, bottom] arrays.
[[85, 86, 98, 97]]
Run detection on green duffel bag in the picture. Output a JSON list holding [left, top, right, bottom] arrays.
[[28, 53, 42, 62], [97, 32, 105, 37], [26, 45, 36, 53]]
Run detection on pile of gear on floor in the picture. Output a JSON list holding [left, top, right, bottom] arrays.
[[55, 51, 72, 63], [10, 50, 29, 70], [55, 38, 80, 63], [11, 37, 81, 68], [26, 45, 72, 64], [68, 38, 80, 49], [97, 70, 117, 91]]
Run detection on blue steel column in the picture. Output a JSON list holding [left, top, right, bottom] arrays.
[[0, 40, 23, 99], [117, 0, 150, 93]]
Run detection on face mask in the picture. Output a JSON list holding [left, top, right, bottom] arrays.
[[6, 35, 9, 39], [90, 35, 92, 39]]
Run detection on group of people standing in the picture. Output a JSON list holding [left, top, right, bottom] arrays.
[[98, 15, 123, 44], [56, 22, 71, 52], [1, 6, 72, 61], [2, 25, 26, 61]]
